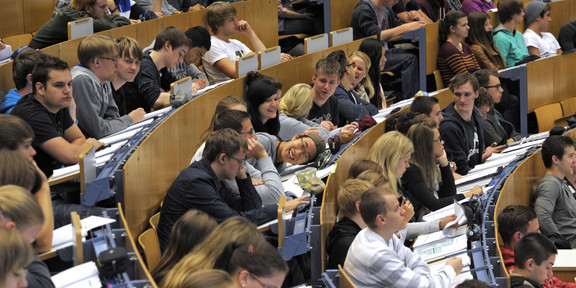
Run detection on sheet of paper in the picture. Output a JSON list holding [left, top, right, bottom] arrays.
[[99, 127, 142, 145], [423, 198, 470, 222], [51, 261, 100, 288], [414, 234, 468, 262], [553, 249, 576, 267], [51, 216, 116, 248], [455, 167, 500, 186], [442, 200, 466, 237]]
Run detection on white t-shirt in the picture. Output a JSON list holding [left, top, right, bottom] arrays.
[[202, 36, 252, 83], [523, 28, 561, 58]]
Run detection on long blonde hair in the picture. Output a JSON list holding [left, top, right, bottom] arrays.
[[349, 51, 374, 100], [279, 83, 313, 119], [161, 217, 265, 287], [160, 269, 234, 288], [367, 132, 414, 196], [0, 228, 33, 287], [0, 185, 44, 230]]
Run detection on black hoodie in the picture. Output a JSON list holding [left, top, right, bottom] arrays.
[[325, 217, 362, 269]]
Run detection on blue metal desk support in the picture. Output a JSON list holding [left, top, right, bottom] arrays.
[[499, 64, 528, 136]]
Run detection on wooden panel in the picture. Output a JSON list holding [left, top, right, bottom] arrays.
[[2, 33, 33, 50], [526, 57, 554, 113], [41, 44, 60, 57], [425, 22, 440, 75], [435, 88, 455, 110], [159, 12, 190, 32], [560, 97, 576, 116], [0, 0, 24, 38], [554, 53, 572, 104], [137, 19, 161, 49], [0, 62, 14, 102], [330, 0, 358, 31], [58, 37, 84, 67], [109, 24, 138, 40], [549, 0, 570, 39], [245, 0, 278, 48], [22, 0, 53, 34]]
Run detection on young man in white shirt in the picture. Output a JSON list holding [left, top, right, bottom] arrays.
[[523, 1, 562, 58]]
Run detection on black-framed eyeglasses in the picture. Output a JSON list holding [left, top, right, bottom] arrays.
[[250, 273, 278, 288], [226, 154, 246, 165], [240, 128, 255, 135], [99, 56, 119, 63], [484, 84, 501, 90], [346, 62, 356, 68], [434, 135, 443, 143], [121, 58, 142, 66]]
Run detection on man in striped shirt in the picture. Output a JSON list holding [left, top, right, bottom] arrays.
[[344, 187, 463, 288]]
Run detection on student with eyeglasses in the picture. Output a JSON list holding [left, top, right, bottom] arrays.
[[402, 118, 483, 220], [158, 129, 310, 250], [326, 50, 379, 128], [474, 87, 521, 147], [72, 35, 146, 139]]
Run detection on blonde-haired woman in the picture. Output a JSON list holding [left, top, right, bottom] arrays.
[[161, 269, 234, 288], [349, 51, 375, 104], [0, 185, 53, 287], [0, 227, 33, 288], [161, 217, 265, 287], [368, 132, 454, 242], [278, 83, 355, 141]]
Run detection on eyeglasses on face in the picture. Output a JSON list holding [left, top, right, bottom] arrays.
[[484, 84, 501, 90], [99, 56, 119, 63], [226, 154, 246, 165]]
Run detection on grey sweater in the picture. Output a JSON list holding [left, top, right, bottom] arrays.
[[535, 174, 576, 247], [71, 66, 133, 138], [278, 113, 340, 142]]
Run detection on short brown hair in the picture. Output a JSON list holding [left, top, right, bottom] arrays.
[[206, 2, 237, 34], [202, 128, 247, 163], [70, 0, 97, 11], [314, 58, 340, 77], [474, 88, 493, 108], [12, 49, 47, 90], [337, 179, 374, 219], [359, 187, 395, 229], [117, 37, 143, 61], [0, 115, 34, 150], [497, 0, 524, 23], [77, 35, 118, 68], [449, 73, 479, 93]]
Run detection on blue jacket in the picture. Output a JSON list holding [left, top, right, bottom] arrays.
[[333, 83, 379, 127]]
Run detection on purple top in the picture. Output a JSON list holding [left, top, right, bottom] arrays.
[[461, 0, 495, 14]]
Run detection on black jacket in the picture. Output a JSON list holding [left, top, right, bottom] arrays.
[[350, 0, 403, 40], [325, 217, 361, 269]]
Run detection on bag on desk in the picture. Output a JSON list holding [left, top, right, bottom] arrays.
[[463, 195, 484, 241], [97, 247, 130, 279], [546, 233, 572, 249]]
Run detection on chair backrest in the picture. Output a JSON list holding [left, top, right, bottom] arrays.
[[259, 46, 281, 70], [2, 33, 33, 50], [305, 33, 329, 54], [338, 264, 356, 288], [170, 76, 193, 98], [138, 228, 161, 271], [149, 212, 160, 232], [71, 211, 83, 266], [235, 53, 258, 78], [330, 27, 353, 47], [433, 70, 444, 90], [79, 143, 96, 196], [68, 17, 93, 40], [561, 97, 576, 116], [534, 102, 563, 132]]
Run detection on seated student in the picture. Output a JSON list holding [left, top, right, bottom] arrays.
[[0, 149, 53, 253], [168, 26, 211, 90], [0, 227, 33, 288], [244, 72, 282, 136], [437, 11, 481, 87], [29, 0, 131, 49], [349, 51, 374, 104], [392, 0, 432, 25], [358, 38, 387, 109], [1, 50, 47, 114], [523, 1, 562, 58], [497, 205, 576, 288], [403, 119, 483, 219], [510, 233, 558, 288], [326, 179, 375, 269], [53, 0, 162, 21], [326, 50, 379, 127], [461, 0, 495, 15], [416, 0, 448, 22], [252, 132, 326, 173], [344, 187, 463, 287], [194, 110, 285, 205], [11, 55, 104, 178], [493, 0, 530, 67], [163, 216, 266, 285], [559, 20, 576, 52], [72, 35, 145, 139], [473, 84, 521, 146], [152, 210, 218, 284], [157, 129, 308, 250], [278, 84, 355, 142], [535, 136, 576, 248], [350, 0, 424, 101], [277, 0, 319, 37], [410, 96, 444, 127], [111, 36, 145, 116], [439, 73, 504, 175], [122, 26, 191, 113], [163, 269, 234, 288], [202, 1, 291, 84], [308, 58, 342, 130], [466, 12, 507, 70], [213, 241, 289, 288], [0, 185, 54, 288]]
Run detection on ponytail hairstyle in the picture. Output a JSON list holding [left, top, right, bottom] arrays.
[[439, 10, 468, 44], [214, 241, 289, 279]]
